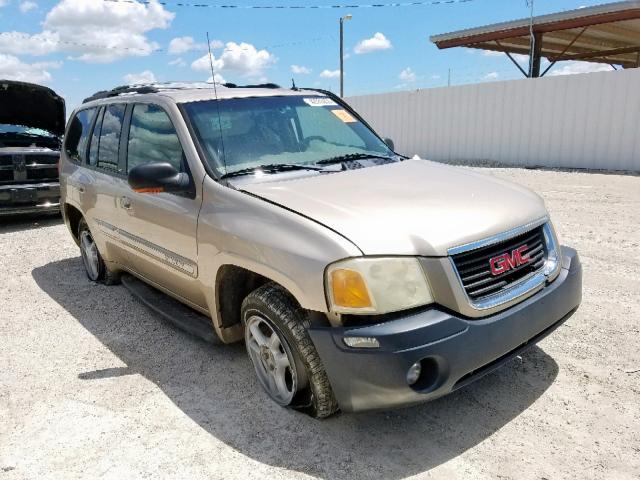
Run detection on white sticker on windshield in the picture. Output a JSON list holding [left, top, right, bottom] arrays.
[[303, 97, 337, 107]]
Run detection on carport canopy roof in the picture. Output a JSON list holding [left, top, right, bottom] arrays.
[[430, 1, 640, 69]]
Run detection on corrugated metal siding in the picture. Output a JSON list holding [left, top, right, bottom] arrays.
[[347, 68, 640, 171]]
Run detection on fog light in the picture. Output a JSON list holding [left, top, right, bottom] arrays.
[[343, 336, 379, 349], [406, 361, 422, 385]]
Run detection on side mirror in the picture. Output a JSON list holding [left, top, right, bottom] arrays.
[[128, 162, 190, 194], [384, 138, 395, 152]]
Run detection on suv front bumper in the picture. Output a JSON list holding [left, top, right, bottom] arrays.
[[0, 182, 60, 216], [308, 247, 582, 413]]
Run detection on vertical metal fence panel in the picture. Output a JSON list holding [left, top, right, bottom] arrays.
[[347, 68, 640, 171]]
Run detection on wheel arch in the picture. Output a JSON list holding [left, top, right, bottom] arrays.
[[210, 262, 318, 344], [63, 203, 83, 246]]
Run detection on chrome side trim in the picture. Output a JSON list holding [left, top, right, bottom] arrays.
[[447, 216, 549, 256], [96, 219, 198, 278], [448, 219, 561, 313]]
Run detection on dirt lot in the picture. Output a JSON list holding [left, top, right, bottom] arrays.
[[1, 167, 639, 480]]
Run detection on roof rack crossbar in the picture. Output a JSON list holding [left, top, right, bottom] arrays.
[[82, 85, 159, 104], [223, 82, 281, 89]]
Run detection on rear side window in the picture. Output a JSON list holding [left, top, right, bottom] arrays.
[[127, 104, 183, 173], [88, 108, 103, 167], [65, 108, 96, 163], [97, 104, 126, 172]]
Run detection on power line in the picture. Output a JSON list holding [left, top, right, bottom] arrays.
[[0, 32, 163, 53], [0, 31, 332, 55], [104, 0, 476, 9]]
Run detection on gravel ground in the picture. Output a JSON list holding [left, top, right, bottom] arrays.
[[1, 167, 639, 480]]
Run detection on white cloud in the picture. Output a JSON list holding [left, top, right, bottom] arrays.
[[206, 73, 226, 84], [0, 31, 59, 56], [168, 36, 205, 55], [484, 71, 499, 80], [19, 1, 36, 12], [548, 61, 613, 76], [0, 0, 174, 63], [319, 69, 340, 79], [123, 70, 156, 84], [291, 64, 311, 75], [168, 57, 186, 67], [0, 0, 9, 6], [191, 42, 275, 77], [209, 39, 224, 49], [398, 67, 416, 82], [354, 32, 392, 54], [0, 53, 61, 83]]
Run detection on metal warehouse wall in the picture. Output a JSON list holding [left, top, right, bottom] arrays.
[[347, 68, 640, 171]]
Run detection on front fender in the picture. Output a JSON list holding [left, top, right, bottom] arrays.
[[196, 177, 361, 340]]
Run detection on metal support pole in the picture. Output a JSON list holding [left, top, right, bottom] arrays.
[[529, 32, 543, 78], [339, 18, 344, 97]]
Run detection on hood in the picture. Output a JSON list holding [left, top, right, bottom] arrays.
[[239, 159, 548, 256], [0, 80, 66, 137]]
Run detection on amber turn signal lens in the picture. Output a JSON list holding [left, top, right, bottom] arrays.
[[134, 187, 164, 194], [330, 269, 372, 309]]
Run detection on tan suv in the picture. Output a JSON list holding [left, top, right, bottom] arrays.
[[60, 82, 582, 417]]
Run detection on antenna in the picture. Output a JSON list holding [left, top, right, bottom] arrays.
[[206, 32, 228, 175]]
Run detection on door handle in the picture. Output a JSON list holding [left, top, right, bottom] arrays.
[[78, 186, 85, 194], [120, 196, 132, 210]]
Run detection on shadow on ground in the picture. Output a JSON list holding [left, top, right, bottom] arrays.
[[0, 212, 62, 234], [33, 257, 559, 479]]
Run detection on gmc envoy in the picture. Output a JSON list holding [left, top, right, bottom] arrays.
[[60, 83, 582, 417]]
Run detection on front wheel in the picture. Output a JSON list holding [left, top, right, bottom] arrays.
[[241, 283, 338, 418]]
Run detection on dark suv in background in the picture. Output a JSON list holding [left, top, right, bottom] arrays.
[[0, 80, 65, 216]]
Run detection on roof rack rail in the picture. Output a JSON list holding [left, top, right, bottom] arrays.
[[82, 85, 158, 104], [223, 82, 281, 89]]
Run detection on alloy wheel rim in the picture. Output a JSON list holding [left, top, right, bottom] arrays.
[[245, 314, 297, 405], [80, 230, 100, 281]]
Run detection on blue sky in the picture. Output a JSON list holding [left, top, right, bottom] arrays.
[[0, 0, 614, 113]]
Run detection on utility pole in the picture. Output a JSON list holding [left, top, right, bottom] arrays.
[[526, 0, 538, 78], [339, 14, 352, 97]]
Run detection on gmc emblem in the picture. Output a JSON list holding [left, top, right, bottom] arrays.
[[489, 245, 530, 276]]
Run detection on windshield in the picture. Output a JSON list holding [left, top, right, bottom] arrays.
[[0, 124, 56, 137], [183, 95, 393, 175]]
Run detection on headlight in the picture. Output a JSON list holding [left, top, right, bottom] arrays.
[[542, 222, 561, 278], [326, 257, 434, 315]]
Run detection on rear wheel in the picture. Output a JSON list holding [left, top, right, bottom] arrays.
[[77, 218, 119, 285], [241, 283, 338, 418]]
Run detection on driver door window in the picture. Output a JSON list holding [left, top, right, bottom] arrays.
[[127, 104, 184, 173]]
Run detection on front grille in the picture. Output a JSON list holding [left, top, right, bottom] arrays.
[[452, 225, 546, 301], [27, 167, 58, 181], [0, 153, 59, 184], [0, 156, 13, 182]]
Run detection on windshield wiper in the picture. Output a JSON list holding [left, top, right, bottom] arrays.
[[221, 163, 325, 179], [316, 152, 396, 166]]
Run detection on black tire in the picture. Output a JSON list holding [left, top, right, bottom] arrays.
[[77, 218, 120, 285], [241, 283, 339, 418]]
